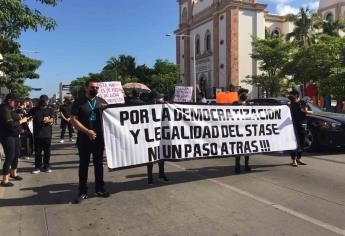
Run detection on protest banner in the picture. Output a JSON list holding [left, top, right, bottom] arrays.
[[103, 104, 297, 169], [28, 120, 33, 135], [174, 86, 193, 103], [98, 82, 125, 104]]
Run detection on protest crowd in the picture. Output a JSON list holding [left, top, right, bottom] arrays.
[[0, 78, 310, 204]]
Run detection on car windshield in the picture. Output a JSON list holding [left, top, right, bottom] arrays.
[[307, 102, 324, 113]]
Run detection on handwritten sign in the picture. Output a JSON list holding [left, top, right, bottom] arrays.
[[98, 82, 125, 104], [174, 86, 193, 103]]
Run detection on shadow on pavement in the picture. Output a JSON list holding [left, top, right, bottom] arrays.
[[0, 164, 274, 207]]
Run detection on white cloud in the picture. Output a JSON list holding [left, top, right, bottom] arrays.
[[276, 4, 299, 15], [303, 1, 319, 11]]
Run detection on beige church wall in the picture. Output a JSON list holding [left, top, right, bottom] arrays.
[[180, 2, 189, 23], [191, 20, 214, 95], [192, 0, 213, 16], [322, 8, 336, 19], [239, 9, 263, 98], [219, 12, 227, 88], [319, 0, 343, 9], [179, 38, 185, 84]]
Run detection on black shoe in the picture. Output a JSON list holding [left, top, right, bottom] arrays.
[[74, 194, 88, 204], [148, 177, 153, 185], [42, 167, 52, 173], [158, 175, 169, 183], [95, 191, 110, 198], [244, 165, 252, 172], [0, 181, 14, 187], [10, 175, 23, 181]]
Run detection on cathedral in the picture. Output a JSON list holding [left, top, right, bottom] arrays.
[[175, 0, 342, 99]]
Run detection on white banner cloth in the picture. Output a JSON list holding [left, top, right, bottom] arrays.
[[103, 104, 297, 169]]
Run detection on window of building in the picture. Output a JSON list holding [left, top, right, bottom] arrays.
[[195, 35, 201, 55], [272, 28, 281, 37], [325, 12, 334, 21], [205, 30, 211, 52]]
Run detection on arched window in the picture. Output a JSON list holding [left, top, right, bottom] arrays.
[[272, 28, 281, 37], [195, 34, 201, 55], [181, 8, 188, 24], [205, 30, 211, 52], [325, 12, 334, 21]]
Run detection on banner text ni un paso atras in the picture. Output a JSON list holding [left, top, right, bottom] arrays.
[[103, 104, 297, 169]]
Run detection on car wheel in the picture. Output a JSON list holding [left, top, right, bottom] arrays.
[[304, 128, 318, 152]]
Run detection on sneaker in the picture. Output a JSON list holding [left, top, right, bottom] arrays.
[[69, 138, 75, 142], [0, 181, 14, 187], [43, 167, 52, 173], [59, 140, 65, 144], [95, 191, 110, 198], [74, 194, 88, 204], [296, 160, 307, 165], [291, 162, 298, 167], [31, 168, 41, 174]]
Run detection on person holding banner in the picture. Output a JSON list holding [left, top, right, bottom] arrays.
[[288, 89, 311, 167], [70, 78, 110, 204], [146, 90, 168, 185], [234, 88, 251, 173]]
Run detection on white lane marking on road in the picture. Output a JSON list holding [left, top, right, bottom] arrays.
[[168, 162, 345, 236]]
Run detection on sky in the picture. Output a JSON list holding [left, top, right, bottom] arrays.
[[19, 0, 320, 98]]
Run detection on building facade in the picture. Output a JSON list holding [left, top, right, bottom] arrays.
[[175, 0, 295, 99], [319, 0, 345, 20]]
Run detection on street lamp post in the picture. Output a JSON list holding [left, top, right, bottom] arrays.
[[166, 33, 197, 103]]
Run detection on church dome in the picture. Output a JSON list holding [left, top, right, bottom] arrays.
[[319, 0, 345, 9]]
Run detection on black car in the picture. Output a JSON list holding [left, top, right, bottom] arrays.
[[249, 98, 345, 151]]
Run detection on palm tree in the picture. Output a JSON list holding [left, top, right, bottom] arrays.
[[322, 19, 344, 36], [103, 57, 119, 80], [286, 8, 322, 47]]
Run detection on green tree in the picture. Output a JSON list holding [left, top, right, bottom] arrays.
[[0, 0, 59, 39], [322, 19, 344, 37], [246, 36, 292, 97], [286, 8, 322, 47]]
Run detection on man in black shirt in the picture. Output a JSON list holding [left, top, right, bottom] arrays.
[[70, 78, 109, 203], [59, 97, 74, 143], [0, 94, 28, 187], [28, 95, 54, 174], [288, 89, 311, 167]]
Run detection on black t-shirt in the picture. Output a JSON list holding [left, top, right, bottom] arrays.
[[28, 106, 54, 139], [59, 103, 72, 118], [71, 96, 107, 140], [290, 100, 307, 124], [0, 104, 21, 138]]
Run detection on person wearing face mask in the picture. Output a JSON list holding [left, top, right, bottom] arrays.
[[70, 78, 109, 204], [0, 94, 28, 187], [28, 95, 55, 174], [288, 88, 311, 167], [233, 88, 251, 174]]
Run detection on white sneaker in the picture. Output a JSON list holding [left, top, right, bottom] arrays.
[[31, 169, 40, 174], [69, 138, 75, 142], [59, 140, 65, 144]]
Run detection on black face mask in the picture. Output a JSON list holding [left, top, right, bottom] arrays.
[[240, 94, 248, 102], [288, 95, 295, 101], [89, 89, 98, 98]]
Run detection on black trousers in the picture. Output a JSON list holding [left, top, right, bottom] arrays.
[[147, 160, 165, 179], [20, 133, 33, 157], [2, 136, 21, 176], [34, 138, 52, 169], [60, 120, 73, 139], [77, 137, 105, 194], [291, 123, 305, 161]]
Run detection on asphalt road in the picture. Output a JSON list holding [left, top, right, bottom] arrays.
[[0, 126, 344, 236]]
